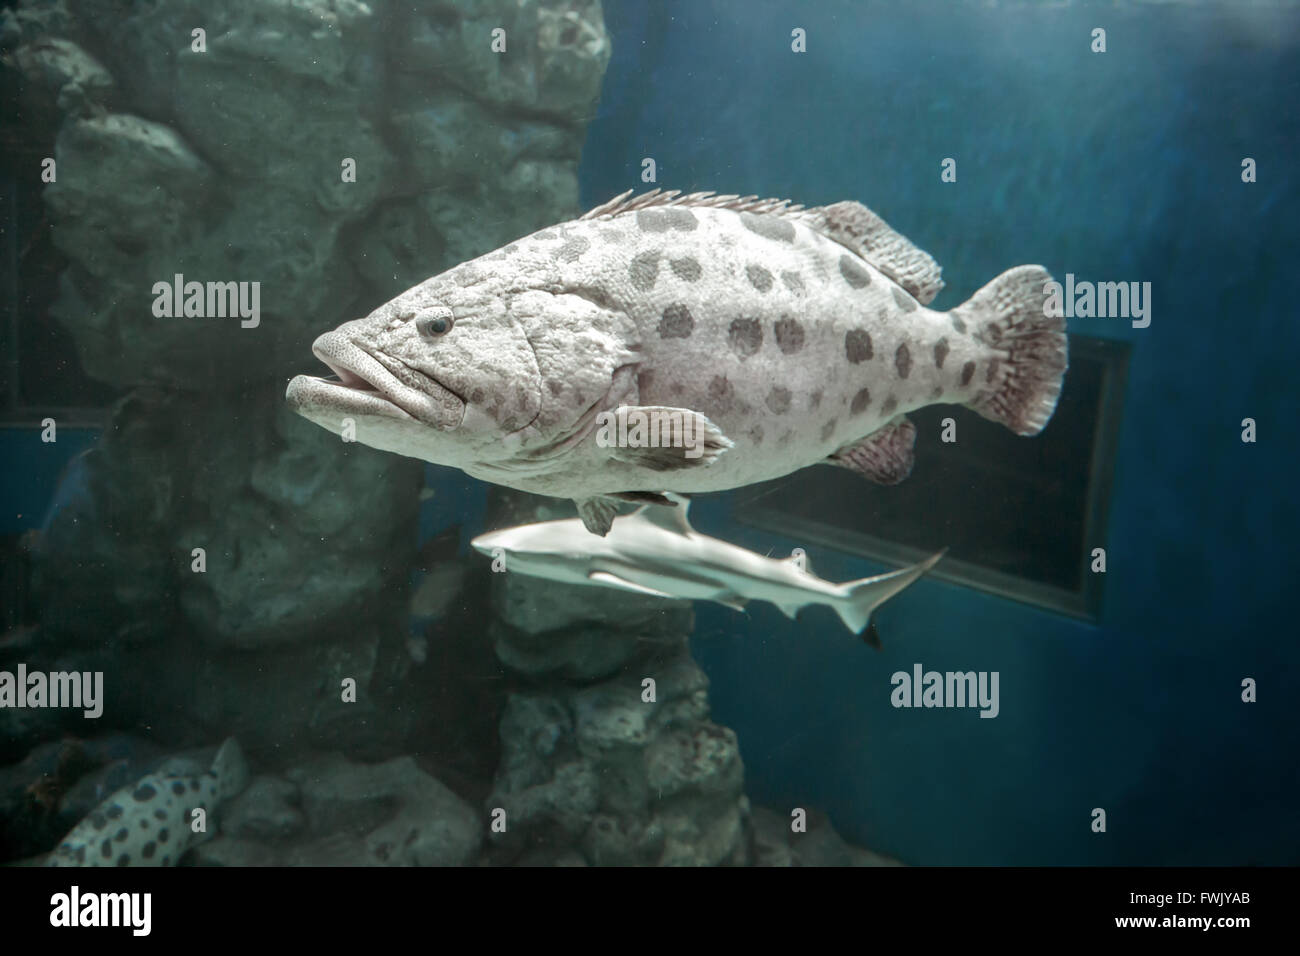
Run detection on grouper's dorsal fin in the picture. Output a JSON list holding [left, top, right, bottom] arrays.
[[803, 201, 944, 305], [629, 496, 694, 535], [581, 188, 806, 221]]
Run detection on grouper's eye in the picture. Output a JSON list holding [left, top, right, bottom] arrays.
[[415, 306, 455, 339]]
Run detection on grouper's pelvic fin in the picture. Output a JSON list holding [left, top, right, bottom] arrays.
[[833, 549, 947, 638], [953, 265, 1069, 436]]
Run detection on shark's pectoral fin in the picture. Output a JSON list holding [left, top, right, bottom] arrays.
[[603, 406, 733, 471], [828, 415, 916, 485], [576, 496, 619, 536], [588, 570, 675, 600]]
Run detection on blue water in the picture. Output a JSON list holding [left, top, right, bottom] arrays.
[[580, 0, 1300, 865]]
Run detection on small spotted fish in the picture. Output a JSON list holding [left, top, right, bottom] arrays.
[[288, 190, 1068, 535], [46, 738, 248, 867]]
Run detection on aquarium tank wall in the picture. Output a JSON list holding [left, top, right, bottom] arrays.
[[0, 0, 1296, 869]]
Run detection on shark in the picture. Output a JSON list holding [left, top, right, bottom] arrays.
[[288, 189, 1067, 535], [471, 498, 944, 643]]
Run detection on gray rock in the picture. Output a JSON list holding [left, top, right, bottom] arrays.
[[749, 806, 903, 867], [196, 754, 481, 866], [220, 775, 305, 842], [6, 0, 608, 391], [33, 384, 422, 650], [487, 650, 748, 866], [392, 0, 610, 117]]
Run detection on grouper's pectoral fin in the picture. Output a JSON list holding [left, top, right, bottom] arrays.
[[601, 406, 733, 470], [588, 570, 676, 600], [828, 416, 916, 485]]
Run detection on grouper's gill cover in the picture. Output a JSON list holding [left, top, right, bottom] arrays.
[[287, 189, 1067, 535]]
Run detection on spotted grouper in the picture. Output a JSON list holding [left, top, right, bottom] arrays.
[[46, 738, 248, 867], [287, 190, 1068, 534]]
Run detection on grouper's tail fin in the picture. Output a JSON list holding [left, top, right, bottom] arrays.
[[953, 265, 1068, 436], [211, 737, 249, 801], [833, 550, 946, 639]]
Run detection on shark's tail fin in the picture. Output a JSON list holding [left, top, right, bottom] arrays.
[[833, 550, 946, 640]]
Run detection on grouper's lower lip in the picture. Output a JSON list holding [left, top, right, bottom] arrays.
[[288, 331, 465, 429]]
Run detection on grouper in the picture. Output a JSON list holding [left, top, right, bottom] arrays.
[[287, 190, 1068, 534]]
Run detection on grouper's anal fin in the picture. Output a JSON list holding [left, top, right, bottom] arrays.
[[828, 416, 916, 485]]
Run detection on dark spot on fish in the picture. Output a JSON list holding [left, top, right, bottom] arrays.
[[809, 389, 823, 410], [664, 208, 698, 231], [533, 230, 557, 241], [154, 808, 167, 821], [933, 338, 950, 370], [766, 386, 792, 414], [778, 429, 795, 446], [133, 784, 156, 802], [781, 271, 805, 294], [882, 395, 899, 415], [951, 315, 967, 334], [839, 255, 871, 289], [140, 819, 149, 829], [740, 211, 795, 243], [172, 782, 186, 796], [670, 257, 701, 281], [670, 381, 684, 396], [892, 286, 918, 312], [728, 317, 763, 358], [162, 855, 170, 865], [821, 419, 838, 441], [115, 853, 130, 866], [75, 846, 86, 863], [986, 358, 1000, 384], [637, 369, 655, 394], [101, 839, 112, 859], [745, 264, 774, 292], [931, 386, 944, 400], [90, 812, 107, 829], [106, 805, 123, 820], [628, 250, 659, 291], [851, 388, 871, 414], [547, 379, 563, 397], [895, 344, 912, 379], [500, 416, 519, 431], [659, 304, 694, 338], [960, 361, 976, 386], [159, 828, 169, 843], [845, 329, 873, 363], [636, 209, 671, 233], [774, 316, 805, 354], [985, 322, 1002, 343], [747, 424, 765, 445], [115, 827, 128, 842], [470, 387, 486, 404], [707, 375, 736, 412], [142, 841, 156, 859], [557, 236, 590, 262]]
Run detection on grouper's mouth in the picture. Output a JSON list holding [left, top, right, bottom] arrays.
[[285, 331, 465, 430]]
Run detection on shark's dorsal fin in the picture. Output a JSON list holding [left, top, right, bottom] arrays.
[[630, 496, 694, 535]]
